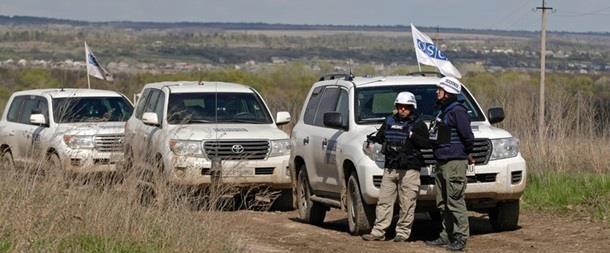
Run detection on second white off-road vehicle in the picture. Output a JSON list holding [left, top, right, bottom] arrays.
[[124, 81, 293, 208], [290, 73, 526, 235], [0, 89, 133, 176]]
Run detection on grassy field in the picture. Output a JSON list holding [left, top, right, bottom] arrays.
[[0, 168, 242, 253], [523, 172, 610, 221]]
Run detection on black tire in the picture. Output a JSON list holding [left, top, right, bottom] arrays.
[[489, 200, 520, 231], [296, 166, 326, 225], [346, 173, 375, 235], [0, 149, 14, 172], [271, 189, 295, 211]]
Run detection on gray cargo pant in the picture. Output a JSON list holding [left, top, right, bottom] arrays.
[[370, 168, 420, 238], [435, 160, 470, 241]]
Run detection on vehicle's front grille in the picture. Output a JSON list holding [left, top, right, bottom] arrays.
[[255, 167, 275, 175], [511, 171, 522, 184], [469, 173, 497, 183], [373, 175, 383, 188], [94, 134, 124, 152], [421, 138, 492, 166], [203, 140, 269, 160]]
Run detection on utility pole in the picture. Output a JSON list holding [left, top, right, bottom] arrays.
[[536, 0, 552, 145]]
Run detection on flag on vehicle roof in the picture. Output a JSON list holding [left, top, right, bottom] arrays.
[[411, 24, 462, 79], [85, 42, 113, 81]]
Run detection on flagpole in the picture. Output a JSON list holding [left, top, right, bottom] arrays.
[[85, 42, 91, 89], [417, 63, 422, 72]]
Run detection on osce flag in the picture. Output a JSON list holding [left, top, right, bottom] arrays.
[[411, 24, 461, 79], [85, 42, 113, 81]]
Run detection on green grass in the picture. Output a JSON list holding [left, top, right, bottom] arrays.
[[56, 235, 157, 253], [0, 233, 11, 253], [523, 171, 610, 220]]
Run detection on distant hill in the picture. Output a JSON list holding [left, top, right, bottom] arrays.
[[1, 15, 609, 38]]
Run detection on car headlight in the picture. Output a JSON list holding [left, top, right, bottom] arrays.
[[363, 141, 385, 162], [63, 135, 94, 149], [169, 139, 204, 157], [490, 137, 519, 160], [269, 139, 291, 157]]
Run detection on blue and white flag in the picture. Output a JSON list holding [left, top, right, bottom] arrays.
[[411, 24, 461, 79], [85, 42, 113, 81]]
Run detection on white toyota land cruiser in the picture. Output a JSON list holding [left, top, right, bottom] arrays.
[[124, 81, 293, 207], [0, 89, 133, 175], [290, 73, 526, 235]]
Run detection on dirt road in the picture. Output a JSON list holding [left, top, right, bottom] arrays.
[[230, 209, 609, 252]]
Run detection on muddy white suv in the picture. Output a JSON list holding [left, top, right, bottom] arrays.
[[0, 89, 133, 175], [124, 81, 292, 207], [290, 73, 526, 235]]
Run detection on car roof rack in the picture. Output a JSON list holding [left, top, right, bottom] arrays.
[[406, 71, 444, 77], [319, 73, 354, 82]]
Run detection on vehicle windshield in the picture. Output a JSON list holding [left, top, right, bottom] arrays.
[[167, 92, 273, 124], [355, 85, 484, 124], [53, 97, 133, 123]]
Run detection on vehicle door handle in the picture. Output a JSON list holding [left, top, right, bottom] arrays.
[[8, 131, 15, 136], [303, 137, 309, 145], [322, 138, 328, 149]]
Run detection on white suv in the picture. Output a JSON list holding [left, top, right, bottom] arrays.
[[0, 89, 133, 175], [124, 81, 293, 207], [290, 73, 526, 235]]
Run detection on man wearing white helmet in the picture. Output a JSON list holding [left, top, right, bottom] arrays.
[[426, 77, 475, 251], [362, 91, 430, 243]]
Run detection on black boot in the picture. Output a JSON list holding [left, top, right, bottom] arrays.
[[446, 237, 467, 251], [425, 237, 449, 247]]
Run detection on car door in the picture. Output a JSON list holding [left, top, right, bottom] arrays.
[[309, 86, 343, 195], [293, 85, 323, 191], [18, 96, 50, 166], [1, 95, 26, 166], [139, 89, 165, 160], [127, 88, 152, 161]]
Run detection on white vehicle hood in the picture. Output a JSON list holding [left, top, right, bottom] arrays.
[[353, 121, 513, 140], [56, 122, 126, 136], [168, 124, 289, 141]]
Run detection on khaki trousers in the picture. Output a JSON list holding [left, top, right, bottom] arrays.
[[370, 168, 420, 238], [435, 160, 470, 240]]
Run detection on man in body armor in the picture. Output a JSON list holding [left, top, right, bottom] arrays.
[[425, 77, 475, 251], [361, 92, 430, 242]]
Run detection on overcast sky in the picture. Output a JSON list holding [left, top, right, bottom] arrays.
[[1, 0, 609, 32]]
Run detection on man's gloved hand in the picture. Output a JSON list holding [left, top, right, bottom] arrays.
[[468, 154, 475, 165], [366, 132, 376, 143]]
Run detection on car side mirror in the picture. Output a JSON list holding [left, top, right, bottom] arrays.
[[323, 112, 346, 130], [276, 111, 291, 126], [488, 107, 505, 124], [142, 112, 160, 126], [30, 114, 47, 126]]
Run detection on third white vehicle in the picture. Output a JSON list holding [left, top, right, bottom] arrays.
[[290, 73, 526, 234], [0, 88, 133, 176], [124, 81, 293, 208]]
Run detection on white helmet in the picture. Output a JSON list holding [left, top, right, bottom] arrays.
[[437, 76, 462, 95], [394, 91, 417, 109]]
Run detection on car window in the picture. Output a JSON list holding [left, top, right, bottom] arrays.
[[143, 90, 160, 115], [135, 89, 151, 119], [336, 89, 349, 127], [53, 97, 133, 123], [19, 97, 46, 124], [355, 85, 484, 124], [303, 86, 324, 125], [154, 90, 165, 124], [167, 92, 272, 124], [6, 96, 25, 122], [313, 87, 341, 127]]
